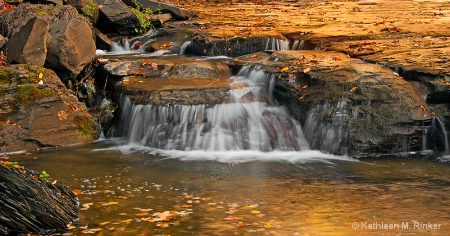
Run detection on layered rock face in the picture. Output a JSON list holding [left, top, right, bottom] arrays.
[[0, 65, 98, 153]]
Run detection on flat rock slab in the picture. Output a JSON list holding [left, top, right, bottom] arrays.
[[179, 0, 450, 40], [98, 55, 235, 105]]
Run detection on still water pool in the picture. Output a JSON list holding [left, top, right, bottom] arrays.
[[8, 141, 450, 235]]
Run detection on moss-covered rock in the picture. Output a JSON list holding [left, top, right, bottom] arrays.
[[0, 65, 99, 153]]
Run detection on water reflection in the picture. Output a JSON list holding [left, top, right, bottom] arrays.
[[8, 142, 450, 235]]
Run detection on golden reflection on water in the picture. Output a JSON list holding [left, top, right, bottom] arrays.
[[8, 144, 450, 235]]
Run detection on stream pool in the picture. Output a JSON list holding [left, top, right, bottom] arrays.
[[7, 141, 450, 235]]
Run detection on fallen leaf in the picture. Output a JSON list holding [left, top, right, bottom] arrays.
[[280, 67, 289, 72], [58, 110, 68, 120]]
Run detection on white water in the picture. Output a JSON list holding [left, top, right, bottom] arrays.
[[303, 101, 348, 154], [116, 66, 319, 160], [432, 116, 450, 154]]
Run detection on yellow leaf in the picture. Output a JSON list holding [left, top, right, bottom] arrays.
[[251, 210, 261, 214], [135, 212, 149, 216], [108, 201, 119, 205], [38, 73, 43, 79], [280, 67, 289, 72]]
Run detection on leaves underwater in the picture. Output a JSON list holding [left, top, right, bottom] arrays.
[[66, 174, 284, 235]]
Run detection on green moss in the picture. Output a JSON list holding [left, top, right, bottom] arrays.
[[25, 67, 45, 84], [130, 0, 154, 34], [74, 115, 97, 135], [16, 86, 57, 107], [0, 69, 15, 84], [35, 6, 48, 15], [82, 0, 97, 22]]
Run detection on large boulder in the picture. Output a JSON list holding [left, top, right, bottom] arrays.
[[96, 0, 140, 36], [0, 4, 90, 39], [45, 19, 96, 83], [0, 65, 99, 153], [233, 50, 436, 156], [0, 161, 78, 235], [5, 17, 49, 66]]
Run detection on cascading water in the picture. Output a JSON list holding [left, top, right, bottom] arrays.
[[117, 66, 310, 153], [430, 116, 450, 154], [303, 101, 348, 154]]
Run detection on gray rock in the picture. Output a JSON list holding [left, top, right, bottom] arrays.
[[45, 19, 96, 82], [5, 17, 49, 66]]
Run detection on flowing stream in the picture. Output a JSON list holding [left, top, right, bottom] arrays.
[[7, 35, 450, 235], [8, 143, 450, 235]]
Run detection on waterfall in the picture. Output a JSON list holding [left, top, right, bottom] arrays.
[[264, 38, 290, 50], [430, 117, 450, 154], [179, 41, 192, 55], [303, 101, 348, 154], [117, 66, 310, 152]]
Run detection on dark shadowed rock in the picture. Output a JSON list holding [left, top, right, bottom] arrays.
[[93, 28, 112, 51], [0, 161, 78, 235], [0, 34, 7, 50], [123, 0, 196, 20], [0, 4, 90, 39], [32, 0, 63, 5], [45, 19, 96, 83], [5, 17, 49, 66], [4, 0, 22, 4], [65, 0, 99, 24], [96, 0, 140, 36], [0, 65, 99, 153]]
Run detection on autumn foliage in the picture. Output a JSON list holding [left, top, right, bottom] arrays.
[[0, 0, 16, 13]]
